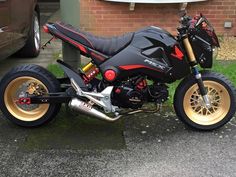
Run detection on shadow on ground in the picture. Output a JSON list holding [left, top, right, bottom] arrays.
[[0, 107, 125, 151], [1, 106, 235, 152]]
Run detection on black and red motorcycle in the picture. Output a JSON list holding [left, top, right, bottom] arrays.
[[0, 11, 235, 130]]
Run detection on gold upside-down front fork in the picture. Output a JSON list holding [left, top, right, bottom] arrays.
[[183, 36, 211, 108]]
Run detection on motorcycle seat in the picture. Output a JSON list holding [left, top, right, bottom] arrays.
[[54, 22, 134, 56]]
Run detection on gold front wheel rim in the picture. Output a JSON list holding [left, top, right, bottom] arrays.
[[4, 77, 50, 122], [183, 81, 231, 126]]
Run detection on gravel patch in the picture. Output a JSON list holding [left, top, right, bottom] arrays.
[[218, 37, 236, 60]]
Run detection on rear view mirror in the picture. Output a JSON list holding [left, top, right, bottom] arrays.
[[180, 2, 188, 11]]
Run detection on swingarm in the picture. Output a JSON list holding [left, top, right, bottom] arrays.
[[17, 93, 72, 105]]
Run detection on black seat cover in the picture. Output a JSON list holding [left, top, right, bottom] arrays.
[[54, 22, 134, 56]]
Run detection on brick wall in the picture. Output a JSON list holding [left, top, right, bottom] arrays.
[[80, 0, 236, 37]]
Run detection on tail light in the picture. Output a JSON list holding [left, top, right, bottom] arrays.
[[43, 25, 49, 33]]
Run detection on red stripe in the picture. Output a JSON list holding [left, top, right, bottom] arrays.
[[56, 22, 94, 48], [78, 45, 87, 53], [55, 32, 87, 54], [91, 52, 105, 61], [171, 46, 184, 60], [119, 65, 162, 72]]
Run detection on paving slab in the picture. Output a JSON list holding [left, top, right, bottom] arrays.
[[0, 29, 62, 77]]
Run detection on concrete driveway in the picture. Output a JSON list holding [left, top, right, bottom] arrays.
[[0, 107, 235, 177]]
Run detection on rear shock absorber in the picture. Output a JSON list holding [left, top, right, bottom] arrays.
[[82, 62, 100, 84], [82, 62, 94, 73]]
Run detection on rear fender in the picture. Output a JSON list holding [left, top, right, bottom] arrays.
[[57, 60, 88, 91]]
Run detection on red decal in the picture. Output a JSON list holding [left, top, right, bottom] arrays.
[[120, 65, 146, 70], [78, 45, 87, 53], [119, 65, 161, 72], [171, 46, 184, 60]]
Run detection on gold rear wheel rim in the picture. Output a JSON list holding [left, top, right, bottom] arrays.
[[4, 77, 49, 122], [183, 81, 230, 126]]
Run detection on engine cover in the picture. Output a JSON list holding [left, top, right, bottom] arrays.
[[112, 86, 144, 109], [148, 84, 168, 103]]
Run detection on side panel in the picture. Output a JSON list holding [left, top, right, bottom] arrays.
[[131, 27, 190, 80], [99, 27, 191, 83], [100, 45, 174, 83]]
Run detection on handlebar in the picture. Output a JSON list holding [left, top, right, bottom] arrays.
[[180, 15, 192, 26]]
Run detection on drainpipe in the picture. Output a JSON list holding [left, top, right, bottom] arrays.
[[60, 0, 80, 68]]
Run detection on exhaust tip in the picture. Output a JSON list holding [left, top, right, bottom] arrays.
[[69, 98, 121, 122]]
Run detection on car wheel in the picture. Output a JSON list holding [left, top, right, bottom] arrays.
[[16, 11, 41, 58]]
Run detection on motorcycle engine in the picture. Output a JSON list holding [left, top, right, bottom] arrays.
[[112, 86, 144, 109], [147, 83, 169, 104], [111, 77, 146, 109], [99, 76, 169, 110]]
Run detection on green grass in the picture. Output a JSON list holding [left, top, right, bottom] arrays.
[[47, 60, 236, 106], [212, 60, 236, 85], [47, 64, 64, 78]]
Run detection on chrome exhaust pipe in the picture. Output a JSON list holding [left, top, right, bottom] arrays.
[[69, 98, 121, 122]]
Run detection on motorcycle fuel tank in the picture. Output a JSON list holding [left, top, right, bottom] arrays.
[[100, 26, 190, 83]]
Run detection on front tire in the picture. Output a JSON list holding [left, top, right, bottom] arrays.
[[0, 65, 61, 127], [174, 71, 236, 130]]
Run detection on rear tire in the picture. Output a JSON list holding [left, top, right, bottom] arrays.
[[0, 65, 61, 127], [174, 71, 236, 130]]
